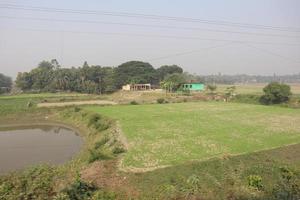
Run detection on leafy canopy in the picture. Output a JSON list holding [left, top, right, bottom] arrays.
[[260, 82, 292, 104]]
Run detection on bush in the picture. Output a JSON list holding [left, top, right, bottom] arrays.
[[157, 98, 165, 104], [130, 100, 139, 105], [272, 167, 300, 199], [112, 146, 126, 154], [88, 114, 101, 126], [0, 165, 56, 199], [88, 113, 110, 132], [94, 137, 110, 149], [207, 84, 217, 94], [247, 175, 263, 190], [260, 82, 292, 105], [232, 94, 260, 104], [74, 107, 81, 112], [27, 101, 33, 108], [62, 174, 96, 200], [88, 149, 111, 163]]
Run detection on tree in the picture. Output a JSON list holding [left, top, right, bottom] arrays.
[[207, 84, 217, 94], [30, 61, 55, 90], [0, 73, 12, 94], [160, 73, 185, 93], [260, 82, 291, 104], [225, 86, 236, 101], [114, 61, 158, 88], [156, 65, 183, 82], [16, 72, 33, 90], [182, 72, 204, 83]]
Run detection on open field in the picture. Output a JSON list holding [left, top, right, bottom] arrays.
[[1, 92, 300, 199], [86, 102, 300, 171], [216, 83, 300, 95], [37, 100, 117, 107]]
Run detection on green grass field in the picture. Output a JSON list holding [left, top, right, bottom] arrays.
[[216, 83, 300, 95], [86, 102, 300, 171]]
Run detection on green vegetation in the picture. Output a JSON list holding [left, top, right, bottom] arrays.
[[160, 73, 185, 92], [0, 73, 12, 94], [127, 144, 300, 199], [260, 82, 292, 105], [207, 84, 217, 94], [0, 89, 300, 199], [156, 98, 165, 104], [86, 102, 300, 170], [15, 60, 185, 94], [0, 94, 123, 199]]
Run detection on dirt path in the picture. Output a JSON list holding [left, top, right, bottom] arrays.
[[37, 100, 117, 107]]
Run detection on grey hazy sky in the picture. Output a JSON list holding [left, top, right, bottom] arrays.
[[1, 0, 300, 78]]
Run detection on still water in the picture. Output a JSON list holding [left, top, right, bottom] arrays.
[[0, 125, 83, 174]]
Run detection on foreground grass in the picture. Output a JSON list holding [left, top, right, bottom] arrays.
[[86, 102, 300, 170], [127, 143, 300, 199]]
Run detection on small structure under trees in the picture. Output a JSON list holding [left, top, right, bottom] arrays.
[[182, 83, 205, 92], [122, 83, 151, 91]]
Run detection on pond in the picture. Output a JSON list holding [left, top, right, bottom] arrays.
[[0, 124, 83, 174]]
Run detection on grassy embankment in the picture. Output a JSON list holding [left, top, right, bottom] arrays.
[[0, 93, 125, 199]]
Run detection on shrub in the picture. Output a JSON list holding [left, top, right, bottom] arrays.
[[272, 167, 300, 199], [181, 175, 201, 198], [27, 101, 33, 108], [74, 107, 81, 112], [247, 175, 263, 190], [260, 82, 292, 105], [88, 114, 101, 127], [88, 113, 110, 132], [232, 94, 260, 104], [157, 98, 165, 104], [62, 174, 96, 200], [88, 149, 111, 163], [130, 100, 139, 105], [93, 121, 110, 132], [0, 165, 56, 199], [207, 84, 217, 94], [94, 137, 110, 149], [112, 146, 126, 154]]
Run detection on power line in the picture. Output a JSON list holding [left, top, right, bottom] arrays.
[[241, 43, 300, 64], [148, 42, 235, 61], [148, 42, 300, 65], [4, 27, 300, 46], [1, 15, 300, 39], [4, 28, 300, 46], [1, 3, 300, 32]]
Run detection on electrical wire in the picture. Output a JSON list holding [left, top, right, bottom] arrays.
[[4, 28, 300, 46], [1, 15, 299, 39], [1, 3, 300, 32]]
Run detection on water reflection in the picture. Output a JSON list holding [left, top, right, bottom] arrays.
[[0, 125, 83, 174]]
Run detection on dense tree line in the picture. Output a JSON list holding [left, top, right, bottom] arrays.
[[15, 60, 184, 94], [0, 73, 12, 94], [201, 73, 300, 84]]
